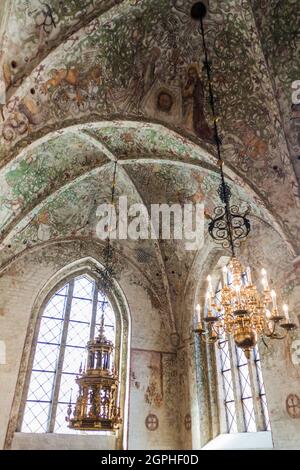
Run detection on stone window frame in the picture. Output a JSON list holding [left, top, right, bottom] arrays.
[[19, 275, 117, 434], [214, 278, 271, 434], [4, 257, 131, 450]]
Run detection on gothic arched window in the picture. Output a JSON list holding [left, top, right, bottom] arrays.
[[19, 275, 117, 434], [215, 279, 271, 434]]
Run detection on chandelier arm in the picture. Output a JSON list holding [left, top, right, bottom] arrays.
[[261, 336, 269, 349], [263, 327, 287, 340], [196, 323, 219, 344], [265, 332, 287, 340], [263, 317, 288, 339], [201, 334, 218, 345]]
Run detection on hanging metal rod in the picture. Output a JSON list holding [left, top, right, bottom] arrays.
[[191, 2, 250, 255]]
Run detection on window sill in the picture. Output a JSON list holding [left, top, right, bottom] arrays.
[[202, 431, 273, 450], [11, 431, 117, 450]]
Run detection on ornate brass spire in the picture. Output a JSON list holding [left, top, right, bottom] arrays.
[[66, 314, 121, 431]]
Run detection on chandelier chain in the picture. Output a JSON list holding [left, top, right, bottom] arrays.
[[198, 15, 236, 256]]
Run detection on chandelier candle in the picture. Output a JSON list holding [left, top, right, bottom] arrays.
[[246, 266, 252, 285], [271, 290, 277, 311], [195, 304, 201, 323], [261, 269, 269, 291], [265, 309, 272, 319], [207, 275, 213, 293], [222, 266, 228, 286], [195, 304, 203, 331], [283, 304, 290, 322], [206, 290, 212, 312]]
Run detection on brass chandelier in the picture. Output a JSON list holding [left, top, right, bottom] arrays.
[[191, 2, 297, 358]]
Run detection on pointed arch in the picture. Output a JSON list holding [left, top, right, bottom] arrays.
[[4, 257, 131, 450]]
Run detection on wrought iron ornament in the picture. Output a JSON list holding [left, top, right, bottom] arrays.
[[96, 238, 116, 293], [192, 2, 251, 255], [208, 197, 251, 250]]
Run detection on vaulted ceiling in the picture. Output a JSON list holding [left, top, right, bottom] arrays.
[[0, 0, 299, 328]]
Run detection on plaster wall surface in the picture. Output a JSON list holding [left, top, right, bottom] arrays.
[[0, 242, 181, 450], [202, 432, 273, 450], [11, 432, 116, 450]]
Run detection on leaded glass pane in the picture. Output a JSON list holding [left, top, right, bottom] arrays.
[[69, 297, 93, 323], [32, 343, 60, 372], [220, 341, 230, 371], [261, 395, 271, 431], [27, 371, 55, 402], [219, 336, 237, 433], [223, 370, 234, 402], [239, 364, 252, 398], [215, 290, 221, 305], [96, 299, 115, 326], [254, 355, 270, 430], [43, 295, 67, 319], [66, 321, 90, 347], [255, 359, 266, 395], [56, 285, 68, 296], [62, 346, 85, 374], [22, 402, 50, 433], [54, 402, 75, 434], [58, 372, 78, 404], [236, 347, 247, 367], [225, 401, 238, 433], [242, 397, 257, 432], [38, 317, 64, 344], [73, 276, 94, 300]]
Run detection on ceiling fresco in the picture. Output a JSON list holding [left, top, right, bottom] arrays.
[[0, 123, 292, 323], [0, 1, 299, 328], [250, 0, 300, 179], [0, 121, 287, 248], [0, 0, 123, 99], [0, 0, 299, 230], [0, 130, 108, 235]]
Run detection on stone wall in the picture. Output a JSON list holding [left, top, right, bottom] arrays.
[[1, 228, 300, 449], [11, 432, 116, 450], [0, 241, 181, 450]]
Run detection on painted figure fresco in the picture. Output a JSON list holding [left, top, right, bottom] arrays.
[[108, 46, 161, 114], [182, 65, 213, 142]]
